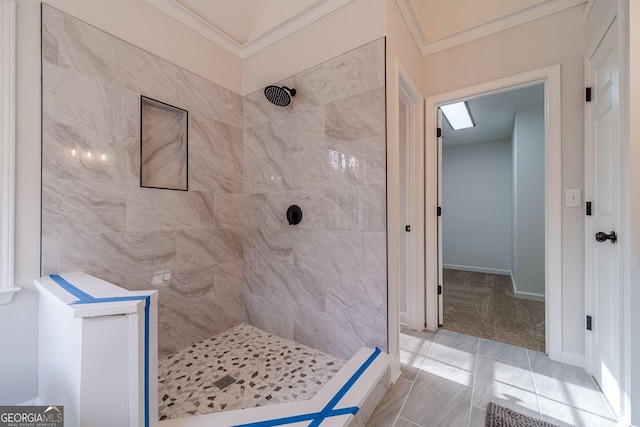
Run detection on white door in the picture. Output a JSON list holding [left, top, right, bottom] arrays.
[[585, 18, 622, 415], [437, 108, 444, 325]]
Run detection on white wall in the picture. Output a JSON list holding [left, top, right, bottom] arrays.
[[0, 287, 38, 404], [242, 0, 386, 95], [423, 4, 587, 357], [442, 140, 512, 273], [512, 105, 545, 297]]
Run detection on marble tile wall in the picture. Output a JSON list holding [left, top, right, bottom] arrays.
[[41, 5, 244, 357], [242, 39, 388, 360]]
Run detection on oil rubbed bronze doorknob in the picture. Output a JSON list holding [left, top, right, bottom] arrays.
[[595, 231, 617, 243]]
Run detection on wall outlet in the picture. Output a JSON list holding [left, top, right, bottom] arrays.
[[565, 188, 582, 207]]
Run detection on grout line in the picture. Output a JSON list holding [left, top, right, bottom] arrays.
[[395, 416, 422, 427], [467, 337, 480, 427], [526, 349, 543, 417], [391, 330, 438, 427]]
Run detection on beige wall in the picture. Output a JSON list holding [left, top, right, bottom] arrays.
[[422, 5, 588, 356]]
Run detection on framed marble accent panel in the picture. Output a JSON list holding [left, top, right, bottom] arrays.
[[140, 96, 188, 190]]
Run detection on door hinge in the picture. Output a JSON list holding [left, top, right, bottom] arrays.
[[437, 127, 442, 138], [437, 206, 442, 216], [586, 87, 592, 102], [405, 225, 411, 232], [586, 315, 593, 331], [586, 201, 592, 216], [438, 285, 442, 295]]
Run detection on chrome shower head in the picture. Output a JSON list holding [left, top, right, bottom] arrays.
[[264, 85, 297, 107]]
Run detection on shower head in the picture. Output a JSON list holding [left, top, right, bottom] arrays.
[[264, 85, 297, 107]]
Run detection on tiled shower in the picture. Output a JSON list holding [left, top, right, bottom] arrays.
[[40, 0, 387, 402]]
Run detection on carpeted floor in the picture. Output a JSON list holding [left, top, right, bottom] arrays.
[[441, 269, 545, 352]]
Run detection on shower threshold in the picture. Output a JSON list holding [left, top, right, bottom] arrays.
[[157, 324, 390, 427]]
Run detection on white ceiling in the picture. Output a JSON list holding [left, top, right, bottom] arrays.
[[145, 0, 353, 58], [147, 0, 587, 58], [175, 0, 320, 45], [410, 0, 545, 41], [442, 84, 544, 146]]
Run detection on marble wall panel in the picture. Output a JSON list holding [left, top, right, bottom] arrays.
[[42, 5, 244, 356], [125, 189, 216, 231], [328, 135, 387, 186], [325, 88, 386, 144], [244, 292, 295, 341], [42, 121, 130, 184], [43, 62, 130, 138], [188, 117, 243, 193], [294, 39, 385, 106], [243, 39, 387, 360], [42, 177, 126, 236], [49, 5, 181, 102]]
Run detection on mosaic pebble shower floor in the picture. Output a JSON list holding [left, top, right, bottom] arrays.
[[158, 323, 347, 420]]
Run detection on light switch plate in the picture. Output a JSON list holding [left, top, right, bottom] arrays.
[[565, 188, 582, 207]]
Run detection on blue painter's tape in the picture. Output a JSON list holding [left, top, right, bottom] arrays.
[[308, 347, 381, 427], [233, 347, 381, 427], [48, 275, 150, 427], [232, 406, 358, 427], [144, 295, 150, 427], [49, 274, 96, 302]]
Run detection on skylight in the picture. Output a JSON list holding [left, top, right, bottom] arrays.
[[441, 101, 475, 130]]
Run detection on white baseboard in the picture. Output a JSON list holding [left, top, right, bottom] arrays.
[[443, 264, 511, 275], [445, 265, 545, 301], [513, 290, 545, 302], [509, 272, 545, 302], [557, 350, 586, 369]]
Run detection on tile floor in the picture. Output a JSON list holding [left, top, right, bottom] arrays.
[[366, 326, 618, 427], [157, 323, 346, 420]]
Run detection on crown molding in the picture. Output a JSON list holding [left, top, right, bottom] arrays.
[[397, 0, 588, 56], [146, 0, 353, 59]]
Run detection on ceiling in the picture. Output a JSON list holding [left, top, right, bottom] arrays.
[[410, 0, 543, 41], [442, 84, 544, 146], [174, 0, 320, 45], [145, 0, 353, 58], [146, 0, 588, 58]]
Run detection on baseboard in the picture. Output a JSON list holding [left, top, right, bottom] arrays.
[[443, 264, 511, 275], [446, 265, 545, 301], [557, 350, 586, 369], [513, 290, 545, 302], [509, 272, 545, 302]]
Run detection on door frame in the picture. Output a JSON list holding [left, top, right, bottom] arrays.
[[424, 65, 562, 360], [387, 58, 425, 380]]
